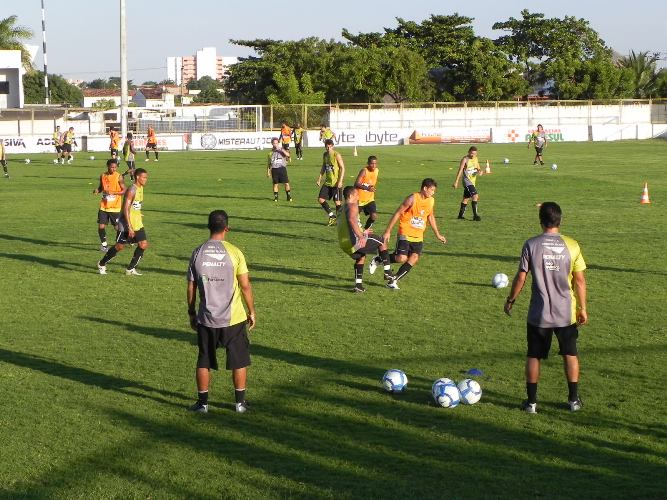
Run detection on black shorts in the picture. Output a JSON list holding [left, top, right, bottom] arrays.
[[535, 146, 544, 155], [62, 143, 72, 153], [281, 143, 290, 150], [394, 238, 423, 257], [527, 323, 578, 359], [146, 142, 158, 150], [319, 185, 341, 202], [125, 160, 135, 170], [463, 184, 478, 199], [360, 201, 377, 216], [110, 148, 119, 156], [271, 167, 289, 184], [196, 322, 251, 370], [97, 210, 120, 225], [55, 145, 62, 153], [350, 234, 385, 259], [116, 219, 147, 245]]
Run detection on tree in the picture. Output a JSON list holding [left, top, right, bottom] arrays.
[[0, 15, 33, 71], [23, 71, 83, 105], [544, 53, 633, 99], [91, 99, 118, 110], [142, 80, 158, 86], [618, 51, 661, 98], [656, 69, 667, 98], [87, 78, 114, 89]]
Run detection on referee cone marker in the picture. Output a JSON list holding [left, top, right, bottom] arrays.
[[485, 160, 492, 174], [640, 182, 651, 204], [353, 146, 358, 157]]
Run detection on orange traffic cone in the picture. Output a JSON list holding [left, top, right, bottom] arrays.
[[353, 146, 358, 157], [640, 182, 651, 204], [485, 160, 492, 174]]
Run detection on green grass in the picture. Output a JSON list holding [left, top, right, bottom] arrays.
[[0, 141, 666, 499]]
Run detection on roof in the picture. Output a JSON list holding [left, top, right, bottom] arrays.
[[136, 87, 165, 99], [82, 88, 123, 97]]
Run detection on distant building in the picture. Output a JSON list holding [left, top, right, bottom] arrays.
[[166, 48, 237, 86], [0, 50, 25, 109], [82, 88, 134, 108], [132, 87, 175, 109]]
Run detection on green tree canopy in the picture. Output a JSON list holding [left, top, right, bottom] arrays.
[[24, 71, 83, 105], [0, 15, 33, 71], [618, 51, 661, 98]]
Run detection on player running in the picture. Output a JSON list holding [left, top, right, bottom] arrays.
[[97, 168, 149, 276], [528, 124, 548, 166], [52, 126, 62, 163], [1, 138, 8, 179], [453, 146, 483, 221], [378, 178, 447, 290], [93, 158, 126, 252], [354, 155, 380, 230], [121, 132, 137, 180], [316, 139, 345, 226], [338, 186, 394, 293], [60, 127, 77, 164], [319, 124, 337, 144]]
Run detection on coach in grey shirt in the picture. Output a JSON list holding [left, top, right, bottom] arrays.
[[504, 202, 588, 414]]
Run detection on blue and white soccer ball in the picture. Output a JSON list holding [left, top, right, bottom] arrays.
[[457, 379, 482, 405], [382, 369, 408, 393], [432, 378, 460, 408], [492, 273, 509, 289], [551, 163, 558, 171]]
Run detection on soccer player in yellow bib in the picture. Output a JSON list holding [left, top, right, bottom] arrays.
[[121, 132, 137, 180], [0, 138, 8, 178], [93, 158, 126, 252], [97, 168, 149, 276], [292, 123, 304, 160], [60, 126, 77, 164], [338, 186, 394, 292], [319, 124, 337, 144], [379, 178, 447, 290], [354, 155, 380, 230], [316, 139, 345, 225], [453, 146, 483, 221], [52, 126, 62, 163]]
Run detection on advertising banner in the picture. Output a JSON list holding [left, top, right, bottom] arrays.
[[407, 128, 491, 144], [492, 126, 589, 144], [305, 129, 406, 147], [191, 132, 275, 150], [1, 135, 80, 154]]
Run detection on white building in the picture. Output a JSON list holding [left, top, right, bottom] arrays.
[[167, 48, 238, 86], [0, 50, 25, 109]]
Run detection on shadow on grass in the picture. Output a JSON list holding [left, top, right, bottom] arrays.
[[0, 233, 90, 251], [144, 208, 326, 227], [0, 348, 187, 407], [0, 252, 92, 274], [78, 316, 197, 346], [587, 263, 666, 276], [152, 191, 267, 201], [161, 221, 333, 243]]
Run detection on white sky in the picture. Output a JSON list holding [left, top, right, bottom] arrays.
[[10, 0, 667, 83]]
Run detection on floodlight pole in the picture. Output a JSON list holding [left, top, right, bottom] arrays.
[[120, 0, 128, 138], [41, 0, 49, 104]]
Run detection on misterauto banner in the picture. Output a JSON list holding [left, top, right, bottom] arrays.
[[191, 132, 276, 150]]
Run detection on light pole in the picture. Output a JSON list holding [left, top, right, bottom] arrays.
[[120, 0, 128, 138], [41, 0, 49, 104]]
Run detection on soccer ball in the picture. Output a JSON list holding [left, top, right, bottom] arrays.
[[52, 159, 58, 164], [382, 369, 408, 393], [24, 158, 30, 164], [457, 379, 482, 405], [551, 163, 558, 170], [432, 378, 460, 408], [503, 158, 510, 164], [89, 156, 95, 160], [492, 273, 509, 288]]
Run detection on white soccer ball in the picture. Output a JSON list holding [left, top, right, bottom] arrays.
[[53, 159, 58, 164], [503, 158, 510, 164], [382, 369, 408, 393], [24, 158, 31, 164], [432, 378, 460, 408], [492, 273, 509, 289], [551, 163, 558, 170], [89, 156, 95, 160], [457, 379, 482, 405]]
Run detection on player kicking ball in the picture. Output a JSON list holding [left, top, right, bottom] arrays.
[[337, 186, 394, 292]]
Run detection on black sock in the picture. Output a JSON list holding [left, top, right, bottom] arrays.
[[98, 228, 107, 244], [286, 190, 292, 200], [1, 160, 7, 174], [235, 389, 246, 404], [99, 246, 118, 266], [568, 382, 578, 401], [379, 249, 390, 266], [146, 151, 150, 159], [155, 152, 159, 160], [364, 217, 374, 230], [354, 263, 363, 287], [274, 192, 279, 201], [395, 263, 412, 282], [472, 201, 479, 217], [198, 390, 209, 405], [127, 247, 144, 270], [320, 201, 332, 215], [389, 253, 397, 264], [458, 203, 467, 218], [527, 383, 538, 404]]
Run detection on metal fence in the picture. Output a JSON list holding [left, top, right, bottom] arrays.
[[1, 99, 666, 136]]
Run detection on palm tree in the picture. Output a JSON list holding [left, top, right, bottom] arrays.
[[0, 15, 34, 72], [618, 50, 660, 98]]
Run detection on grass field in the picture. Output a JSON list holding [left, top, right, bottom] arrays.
[[0, 141, 666, 499]]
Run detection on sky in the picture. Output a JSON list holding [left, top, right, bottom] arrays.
[[9, 0, 667, 83]]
